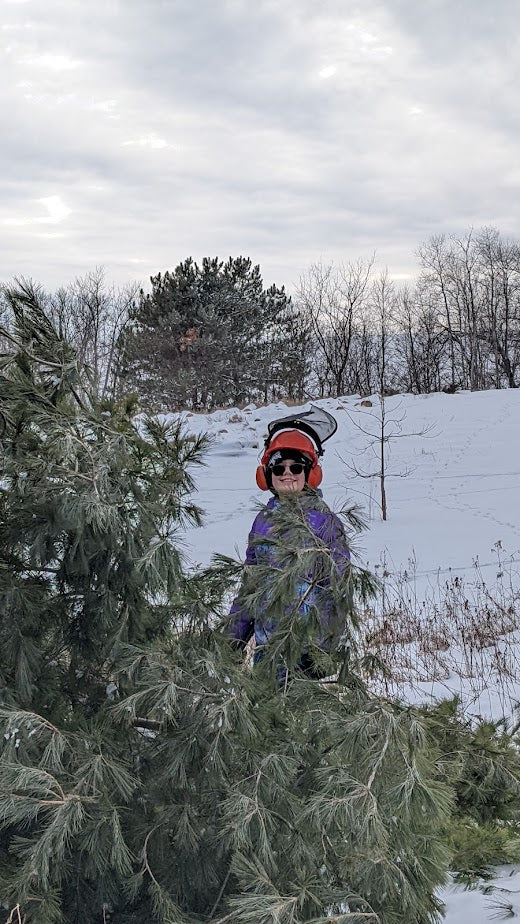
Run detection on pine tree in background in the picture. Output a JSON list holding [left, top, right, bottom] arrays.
[[0, 283, 452, 923], [119, 256, 307, 410]]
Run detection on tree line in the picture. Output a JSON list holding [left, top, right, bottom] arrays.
[[3, 225, 520, 411], [299, 226, 520, 398]]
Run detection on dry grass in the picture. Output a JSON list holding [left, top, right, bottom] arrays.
[[360, 544, 520, 713]]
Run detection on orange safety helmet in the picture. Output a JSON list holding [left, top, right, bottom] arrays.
[[256, 429, 322, 491]]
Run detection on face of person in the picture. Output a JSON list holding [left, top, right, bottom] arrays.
[[270, 457, 306, 494]]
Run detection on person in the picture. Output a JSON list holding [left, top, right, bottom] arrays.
[[228, 419, 352, 679]]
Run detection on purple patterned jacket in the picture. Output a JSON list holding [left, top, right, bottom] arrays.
[[228, 491, 351, 652]]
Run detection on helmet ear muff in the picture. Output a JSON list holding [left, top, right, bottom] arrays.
[[308, 465, 322, 488], [256, 465, 269, 491]]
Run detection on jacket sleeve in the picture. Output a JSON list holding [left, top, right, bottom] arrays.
[[227, 526, 258, 646]]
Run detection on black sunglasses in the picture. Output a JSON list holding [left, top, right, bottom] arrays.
[[270, 462, 306, 477]]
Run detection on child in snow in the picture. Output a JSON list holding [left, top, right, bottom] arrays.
[[228, 409, 352, 678]]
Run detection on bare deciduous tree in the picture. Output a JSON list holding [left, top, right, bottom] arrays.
[[343, 396, 433, 521], [417, 227, 520, 392], [474, 227, 520, 389], [297, 257, 375, 397], [393, 285, 446, 394], [47, 267, 138, 398]]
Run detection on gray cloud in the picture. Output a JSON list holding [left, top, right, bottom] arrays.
[[1, 0, 519, 291]]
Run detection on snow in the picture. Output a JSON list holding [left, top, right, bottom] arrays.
[[442, 867, 520, 922], [169, 388, 520, 923]]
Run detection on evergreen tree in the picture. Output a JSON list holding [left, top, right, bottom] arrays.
[[0, 284, 452, 923], [119, 256, 306, 410]]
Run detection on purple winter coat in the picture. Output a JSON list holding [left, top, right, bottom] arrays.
[[229, 490, 351, 653]]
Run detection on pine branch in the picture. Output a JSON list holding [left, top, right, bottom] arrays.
[[0, 326, 65, 371], [366, 720, 393, 791]]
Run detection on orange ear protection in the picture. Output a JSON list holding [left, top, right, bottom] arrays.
[[255, 429, 323, 491], [307, 465, 323, 488], [255, 466, 270, 491]]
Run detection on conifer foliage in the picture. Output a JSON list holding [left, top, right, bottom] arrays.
[[119, 256, 306, 410], [0, 284, 452, 923], [423, 698, 520, 882]]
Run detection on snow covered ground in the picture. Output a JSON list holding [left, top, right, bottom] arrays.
[[172, 388, 520, 923], [442, 866, 520, 922]]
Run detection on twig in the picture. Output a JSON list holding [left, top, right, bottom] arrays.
[[207, 867, 231, 920], [366, 722, 392, 790], [5, 905, 23, 924], [142, 824, 166, 892]]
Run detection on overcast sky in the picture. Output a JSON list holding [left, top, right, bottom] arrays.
[[2, 0, 519, 293]]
